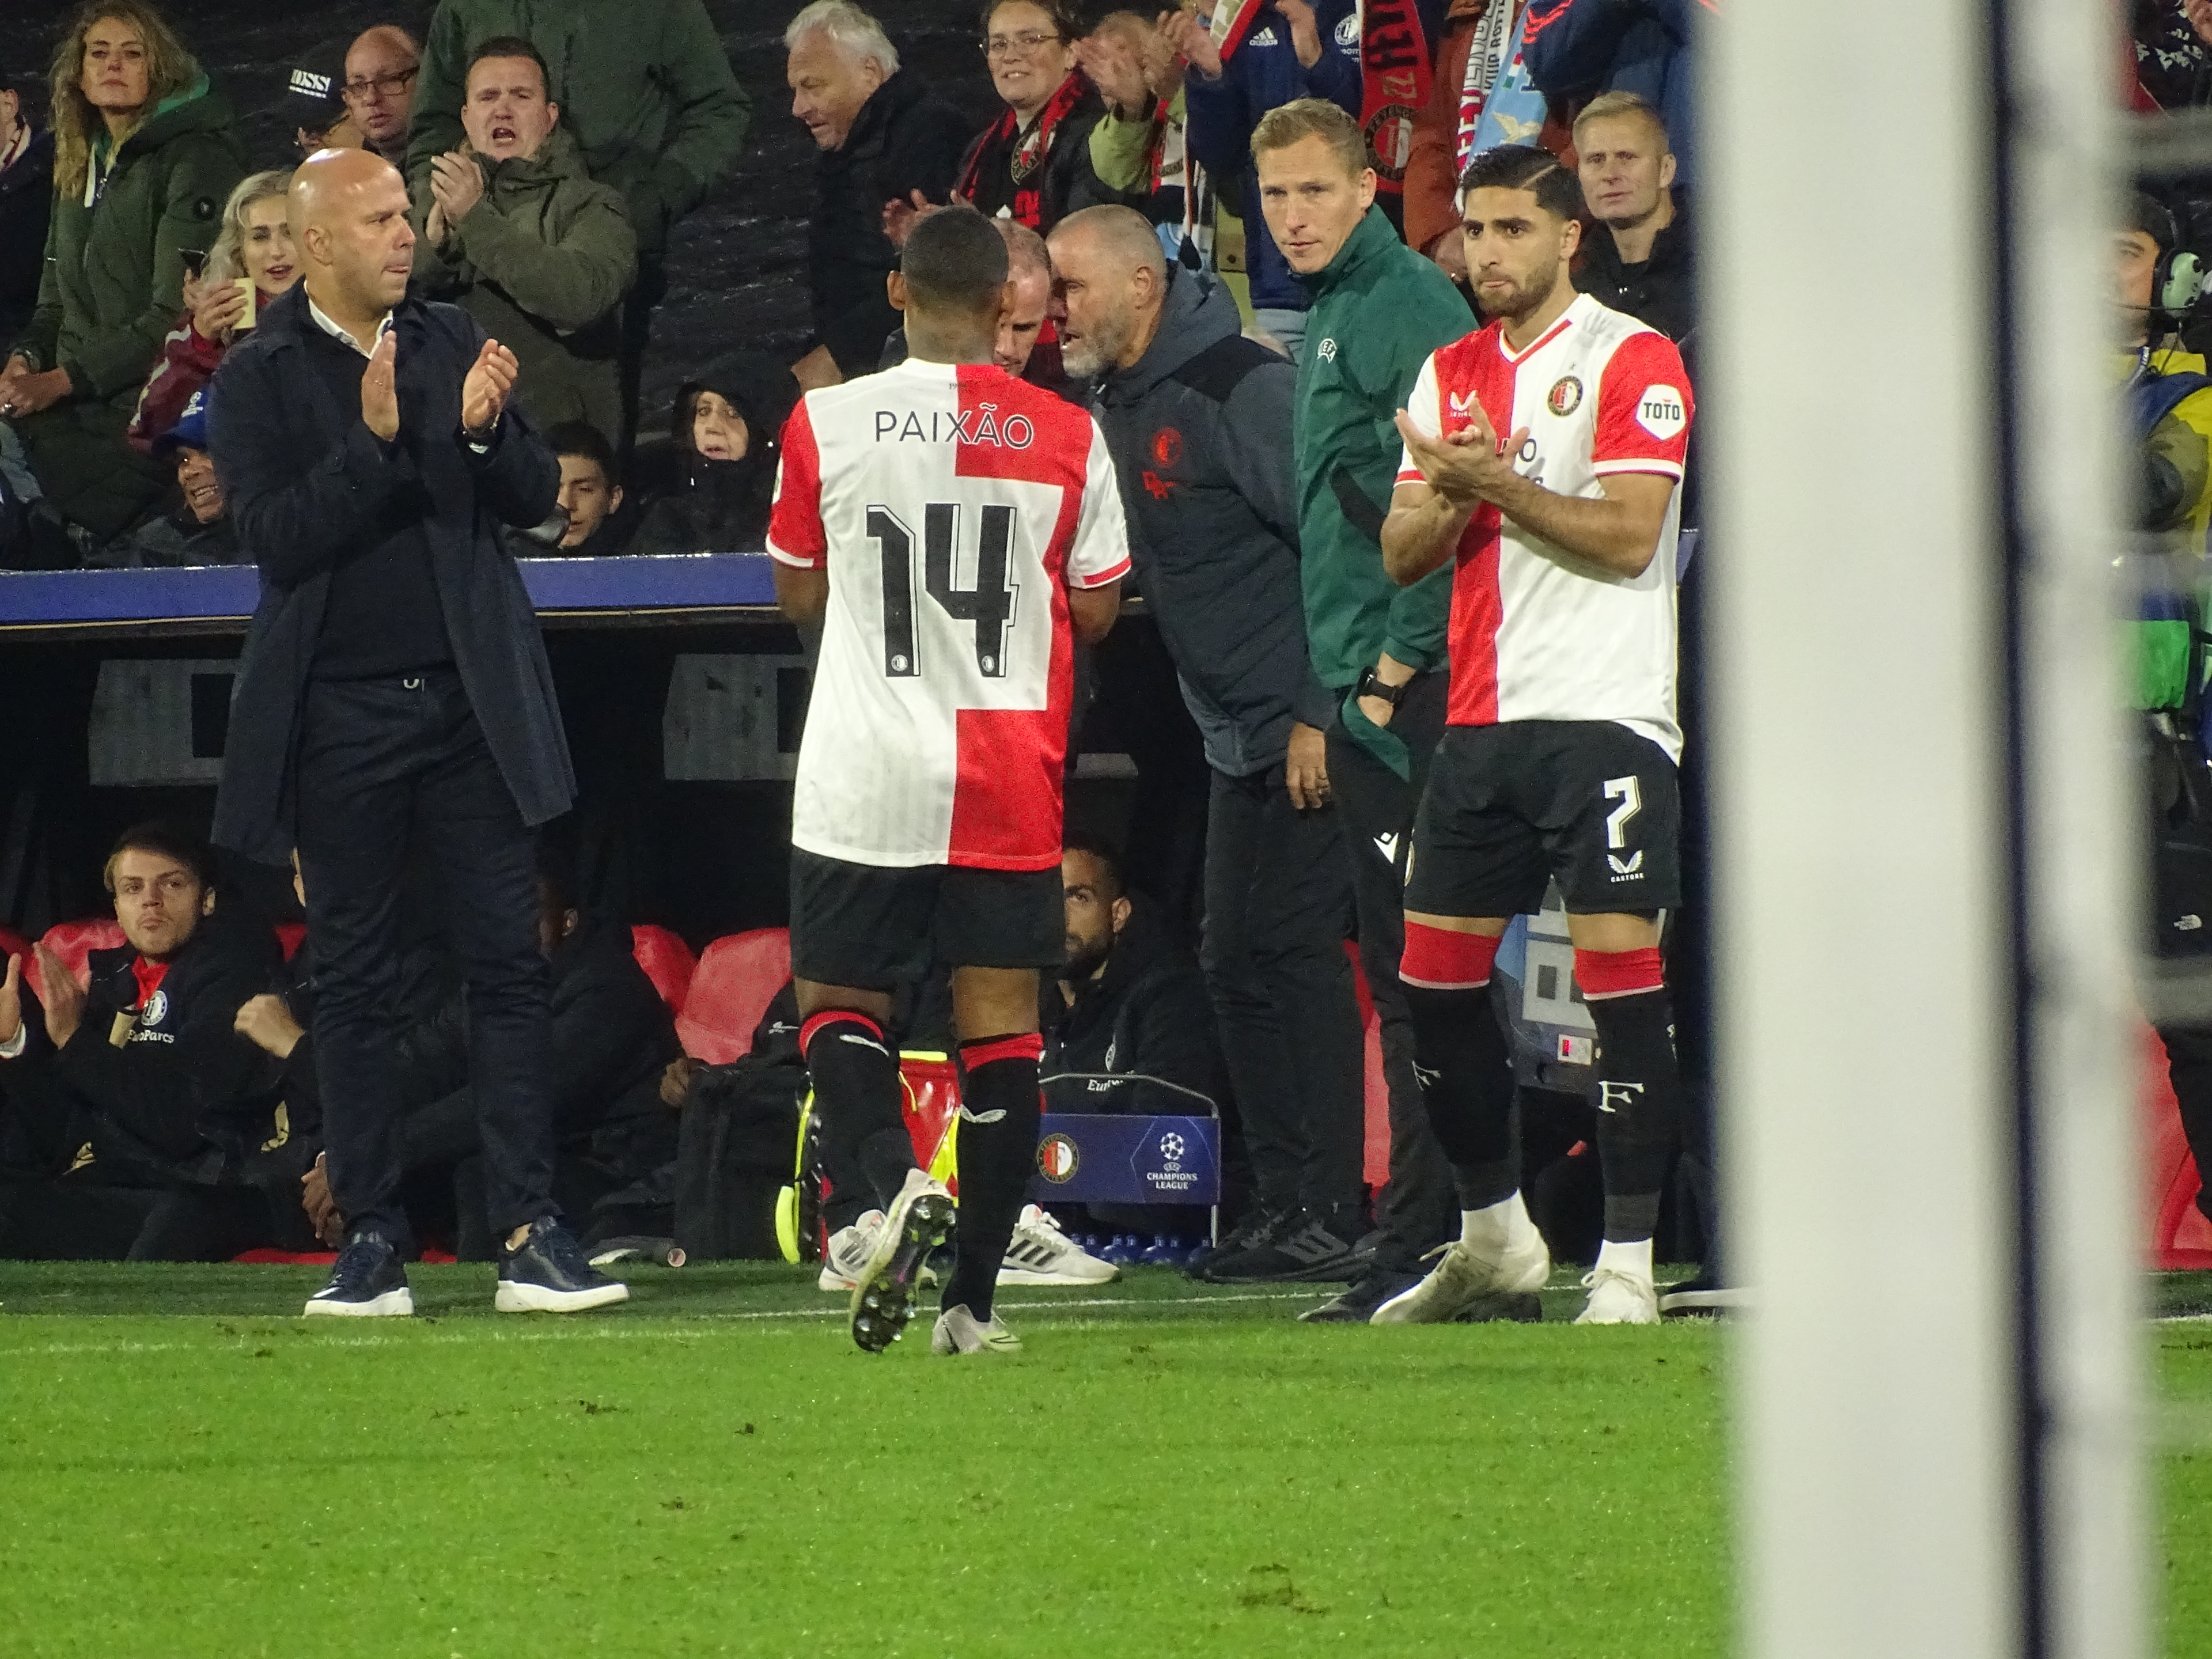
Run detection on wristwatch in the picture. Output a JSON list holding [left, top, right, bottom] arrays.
[[1355, 666, 1411, 709]]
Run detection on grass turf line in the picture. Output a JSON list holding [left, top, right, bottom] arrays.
[[1, 1263, 2207, 1658]]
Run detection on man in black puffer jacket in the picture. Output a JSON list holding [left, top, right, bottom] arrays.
[[785, 3, 974, 388], [1051, 204, 1372, 1290]]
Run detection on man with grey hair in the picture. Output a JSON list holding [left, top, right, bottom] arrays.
[[1051, 203, 1370, 1289], [786, 1, 974, 388]]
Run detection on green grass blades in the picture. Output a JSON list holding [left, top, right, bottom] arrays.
[[0, 1263, 2206, 1657]]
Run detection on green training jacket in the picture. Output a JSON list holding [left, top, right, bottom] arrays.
[[406, 0, 751, 263], [1293, 204, 1469, 762]]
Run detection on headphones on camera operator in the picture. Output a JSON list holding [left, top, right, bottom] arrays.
[[2139, 195, 2206, 345]]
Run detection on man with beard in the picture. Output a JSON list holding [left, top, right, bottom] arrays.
[[1374, 143, 1694, 1327], [1051, 202, 1369, 1289]]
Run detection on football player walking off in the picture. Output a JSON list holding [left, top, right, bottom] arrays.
[[768, 208, 1130, 1355], [1373, 145, 1695, 1327]]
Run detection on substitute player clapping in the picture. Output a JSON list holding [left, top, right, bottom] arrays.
[[1373, 145, 1695, 1327], [767, 208, 1130, 1357]]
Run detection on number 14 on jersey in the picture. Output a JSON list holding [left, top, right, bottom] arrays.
[[867, 501, 1022, 680]]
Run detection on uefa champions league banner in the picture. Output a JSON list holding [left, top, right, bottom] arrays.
[[1029, 1115, 1222, 1206]]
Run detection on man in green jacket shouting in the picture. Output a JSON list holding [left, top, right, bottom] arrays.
[[406, 0, 751, 444], [411, 38, 637, 445], [1253, 97, 1471, 1323]]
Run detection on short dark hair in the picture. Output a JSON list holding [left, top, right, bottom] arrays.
[[2133, 192, 2181, 255], [901, 206, 1010, 313], [1459, 143, 1585, 221], [103, 821, 217, 895], [466, 34, 551, 96], [1062, 830, 1126, 900], [546, 419, 619, 486], [980, 0, 1084, 39]]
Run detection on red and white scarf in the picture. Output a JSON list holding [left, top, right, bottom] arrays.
[[957, 71, 1092, 230], [1453, 1, 1517, 176], [1361, 0, 1435, 198]]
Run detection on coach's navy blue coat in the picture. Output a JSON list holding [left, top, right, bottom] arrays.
[[205, 284, 573, 865]]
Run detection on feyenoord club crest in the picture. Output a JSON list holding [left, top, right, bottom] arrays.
[[1547, 376, 1584, 417], [1363, 104, 1416, 180], [1037, 1133, 1081, 1183]]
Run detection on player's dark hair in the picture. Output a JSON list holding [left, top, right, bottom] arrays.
[[466, 33, 552, 97], [1459, 143, 1585, 221], [901, 206, 1010, 313], [1062, 830, 1126, 900], [546, 419, 619, 487], [102, 821, 217, 895]]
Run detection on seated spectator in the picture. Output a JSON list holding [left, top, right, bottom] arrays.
[[1166, 0, 1362, 363], [953, 0, 1113, 233], [126, 166, 296, 454], [339, 25, 419, 165], [278, 41, 361, 157], [410, 37, 638, 445], [0, 66, 55, 348], [785, 1, 975, 391], [0, 823, 296, 1262], [1571, 90, 1690, 345], [1522, 0, 1696, 187], [1041, 834, 1222, 1119], [880, 214, 1060, 384], [629, 353, 798, 555], [0, 0, 245, 555], [546, 420, 634, 555], [115, 389, 240, 566]]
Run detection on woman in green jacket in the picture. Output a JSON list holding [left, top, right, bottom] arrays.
[[0, 0, 244, 549]]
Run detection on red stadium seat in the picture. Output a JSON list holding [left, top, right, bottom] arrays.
[[2146, 1025, 2212, 1269], [675, 928, 793, 1065], [38, 918, 126, 991], [274, 922, 306, 962], [630, 925, 698, 1014]]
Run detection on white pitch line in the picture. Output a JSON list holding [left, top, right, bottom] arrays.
[[0, 1289, 1320, 1359]]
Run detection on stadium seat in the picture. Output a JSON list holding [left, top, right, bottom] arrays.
[[631, 924, 698, 1014], [674, 927, 792, 1065], [39, 919, 126, 991], [274, 921, 306, 962], [1344, 942, 1392, 1191], [2145, 1025, 2212, 1269]]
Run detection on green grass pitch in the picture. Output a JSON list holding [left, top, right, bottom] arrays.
[[2, 1262, 2209, 1658]]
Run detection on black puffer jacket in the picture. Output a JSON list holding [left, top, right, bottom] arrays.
[[1575, 197, 1695, 349], [1041, 899, 1222, 1118], [630, 353, 798, 554], [809, 71, 974, 379]]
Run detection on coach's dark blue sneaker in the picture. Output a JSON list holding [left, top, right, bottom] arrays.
[[850, 1168, 955, 1353], [495, 1217, 630, 1313], [303, 1230, 414, 1318], [1202, 1210, 1363, 1285], [1184, 1207, 1287, 1280]]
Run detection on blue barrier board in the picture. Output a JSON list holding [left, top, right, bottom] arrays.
[[1027, 1113, 1220, 1207]]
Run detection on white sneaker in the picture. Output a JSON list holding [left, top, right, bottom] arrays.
[[997, 1205, 1117, 1286], [1369, 1227, 1551, 1324], [1574, 1266, 1660, 1325], [932, 1302, 1022, 1355], [817, 1210, 886, 1291], [850, 1168, 956, 1354]]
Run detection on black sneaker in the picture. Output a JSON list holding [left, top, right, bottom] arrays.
[[1183, 1207, 1286, 1280], [302, 1231, 413, 1317], [1202, 1210, 1363, 1284], [1657, 1269, 1751, 1317], [496, 1217, 630, 1313], [1297, 1265, 1422, 1323]]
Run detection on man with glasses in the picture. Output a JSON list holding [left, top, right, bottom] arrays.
[[343, 26, 422, 165]]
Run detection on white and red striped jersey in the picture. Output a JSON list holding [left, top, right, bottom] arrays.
[[767, 359, 1131, 870], [1396, 292, 1692, 760]]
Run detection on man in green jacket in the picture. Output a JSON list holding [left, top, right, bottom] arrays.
[[2, 72, 244, 548], [405, 0, 751, 445], [1252, 97, 1471, 1320], [411, 39, 638, 444]]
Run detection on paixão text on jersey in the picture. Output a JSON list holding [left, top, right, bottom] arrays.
[[874, 405, 1036, 449]]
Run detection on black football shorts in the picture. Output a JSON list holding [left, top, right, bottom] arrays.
[[789, 848, 1063, 988]]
